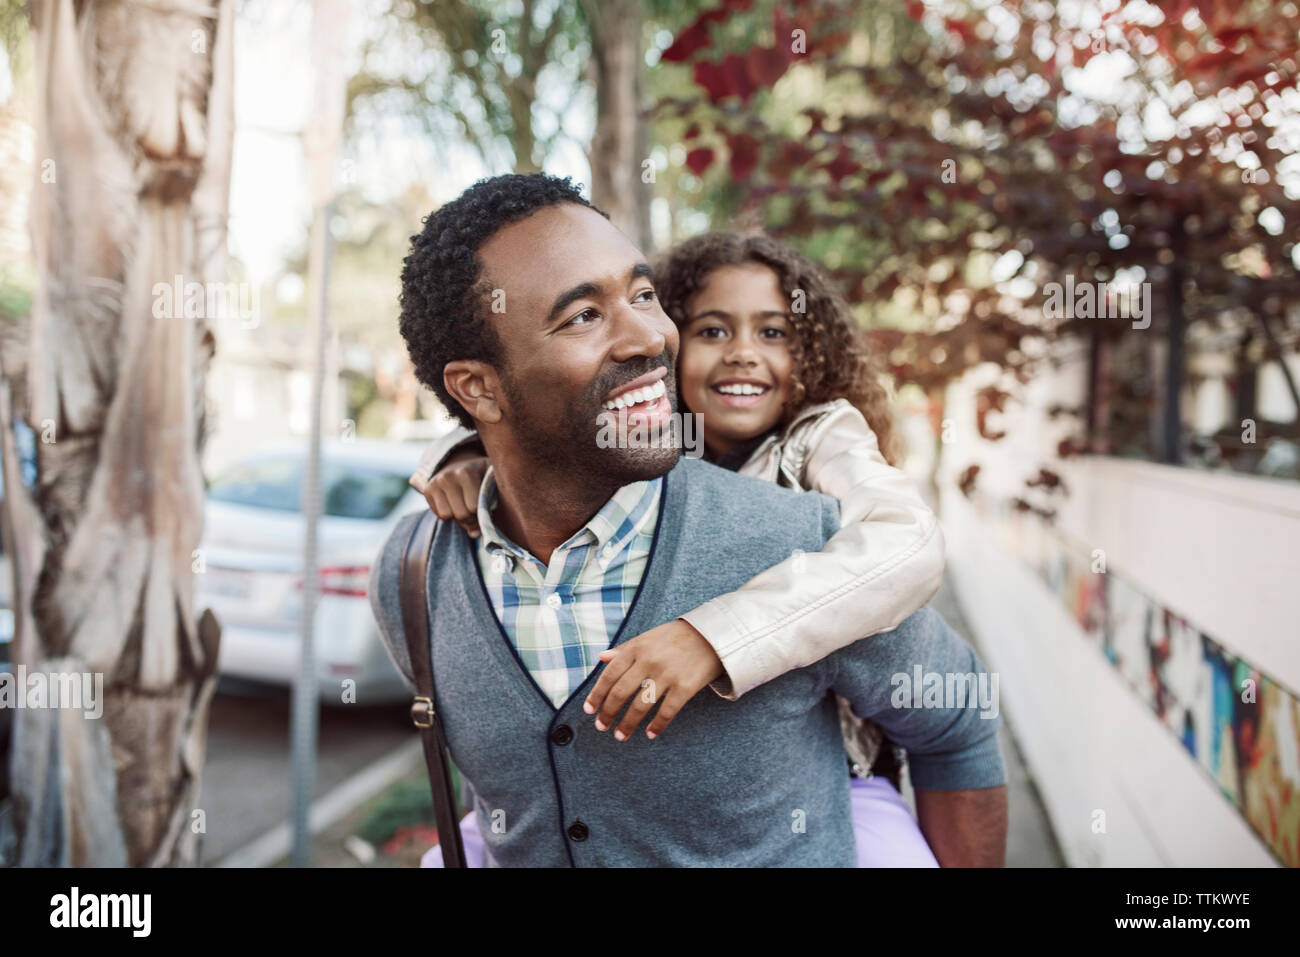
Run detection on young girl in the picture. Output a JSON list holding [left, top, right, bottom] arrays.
[[413, 232, 946, 867]]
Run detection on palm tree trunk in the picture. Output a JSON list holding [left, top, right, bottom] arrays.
[[5, 0, 232, 867]]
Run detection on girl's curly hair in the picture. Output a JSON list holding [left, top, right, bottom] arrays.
[[654, 233, 900, 465]]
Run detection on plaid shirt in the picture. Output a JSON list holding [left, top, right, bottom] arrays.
[[474, 467, 663, 708]]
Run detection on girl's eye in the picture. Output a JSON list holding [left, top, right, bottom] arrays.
[[696, 325, 726, 339], [761, 327, 788, 340]]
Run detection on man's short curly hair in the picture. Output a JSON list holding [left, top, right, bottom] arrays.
[[399, 173, 605, 429]]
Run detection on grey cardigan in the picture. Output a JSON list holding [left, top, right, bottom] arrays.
[[369, 454, 1004, 866]]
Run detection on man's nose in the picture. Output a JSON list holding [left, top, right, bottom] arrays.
[[608, 300, 672, 362]]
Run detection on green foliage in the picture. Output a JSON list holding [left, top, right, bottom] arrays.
[[356, 764, 469, 846], [349, 0, 589, 173], [357, 775, 433, 845]]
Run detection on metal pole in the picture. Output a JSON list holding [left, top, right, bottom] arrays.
[[291, 199, 333, 868], [291, 0, 349, 867]]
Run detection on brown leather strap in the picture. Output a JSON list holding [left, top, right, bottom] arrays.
[[399, 511, 467, 868]]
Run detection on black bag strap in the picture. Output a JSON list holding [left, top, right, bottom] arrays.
[[398, 511, 467, 868]]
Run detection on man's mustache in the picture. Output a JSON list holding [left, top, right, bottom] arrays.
[[589, 353, 674, 405]]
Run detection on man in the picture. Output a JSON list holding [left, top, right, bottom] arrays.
[[370, 172, 1007, 866]]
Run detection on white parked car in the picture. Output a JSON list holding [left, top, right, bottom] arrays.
[[199, 439, 428, 705]]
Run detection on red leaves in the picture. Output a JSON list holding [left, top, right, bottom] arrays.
[[747, 45, 792, 87], [669, 0, 794, 103], [693, 55, 758, 103], [685, 147, 716, 176], [660, 0, 757, 63], [773, 7, 799, 49], [975, 385, 1011, 440], [905, 0, 925, 22], [719, 52, 758, 102], [1057, 437, 1088, 459], [661, 3, 731, 63], [768, 140, 815, 182], [662, 21, 715, 63], [957, 464, 980, 498], [691, 60, 728, 100], [818, 31, 851, 55], [1211, 26, 1257, 48], [823, 146, 859, 184], [1026, 468, 1067, 493], [942, 16, 977, 45], [864, 169, 892, 189], [695, 48, 794, 104], [726, 131, 761, 180]]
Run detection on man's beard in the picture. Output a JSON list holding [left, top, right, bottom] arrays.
[[503, 355, 681, 486]]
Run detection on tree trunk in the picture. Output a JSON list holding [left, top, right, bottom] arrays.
[[4, 0, 233, 867], [581, 0, 652, 252]]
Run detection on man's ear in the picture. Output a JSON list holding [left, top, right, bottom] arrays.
[[444, 359, 505, 424]]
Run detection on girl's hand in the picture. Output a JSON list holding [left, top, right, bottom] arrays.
[[412, 448, 487, 538], [583, 620, 724, 741]]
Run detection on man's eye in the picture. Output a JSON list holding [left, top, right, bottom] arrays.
[[564, 309, 599, 327], [634, 288, 657, 303]]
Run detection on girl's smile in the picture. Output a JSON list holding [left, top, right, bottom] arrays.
[[709, 377, 773, 408]]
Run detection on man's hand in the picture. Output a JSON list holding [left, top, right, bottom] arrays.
[[584, 619, 724, 741], [914, 786, 1007, 867], [410, 448, 487, 538]]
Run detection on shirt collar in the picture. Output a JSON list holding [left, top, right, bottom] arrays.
[[475, 465, 662, 563], [710, 429, 776, 472]]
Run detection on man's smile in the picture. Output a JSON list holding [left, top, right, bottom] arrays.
[[601, 366, 667, 408], [597, 367, 673, 430]]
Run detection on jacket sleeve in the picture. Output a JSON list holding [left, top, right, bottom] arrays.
[[679, 402, 946, 700], [409, 425, 483, 494]]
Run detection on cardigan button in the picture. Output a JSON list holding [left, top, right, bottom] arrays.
[[550, 724, 574, 746], [567, 820, 589, 842]]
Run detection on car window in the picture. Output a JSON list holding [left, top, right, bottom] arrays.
[[208, 457, 301, 512], [321, 467, 412, 520], [208, 456, 412, 520]]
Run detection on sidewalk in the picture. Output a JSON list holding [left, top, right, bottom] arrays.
[[928, 576, 1065, 867]]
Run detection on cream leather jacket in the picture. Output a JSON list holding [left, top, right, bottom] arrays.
[[684, 398, 945, 774], [682, 398, 945, 700]]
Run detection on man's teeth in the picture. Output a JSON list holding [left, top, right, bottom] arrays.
[[714, 383, 769, 396], [603, 378, 667, 411]]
